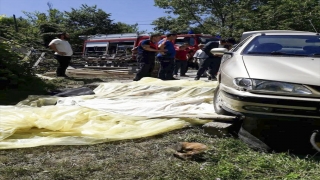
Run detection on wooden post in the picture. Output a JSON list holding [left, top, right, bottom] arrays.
[[13, 14, 19, 32]]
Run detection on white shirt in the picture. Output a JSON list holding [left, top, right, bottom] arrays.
[[49, 38, 73, 56], [193, 49, 208, 59]]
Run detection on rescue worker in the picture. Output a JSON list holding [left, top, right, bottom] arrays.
[[133, 34, 166, 81], [194, 38, 234, 81], [157, 33, 178, 80], [173, 44, 189, 77]]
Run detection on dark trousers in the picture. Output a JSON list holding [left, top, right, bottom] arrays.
[[196, 57, 221, 78], [158, 58, 175, 80], [173, 60, 188, 75], [133, 59, 155, 81], [54, 55, 71, 77]]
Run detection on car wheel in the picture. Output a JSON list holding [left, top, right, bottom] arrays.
[[213, 84, 232, 115]]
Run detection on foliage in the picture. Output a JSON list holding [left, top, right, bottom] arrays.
[[0, 3, 147, 90], [153, 0, 320, 39], [0, 41, 36, 89], [1, 3, 144, 51]]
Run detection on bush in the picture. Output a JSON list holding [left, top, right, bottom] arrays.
[[0, 41, 37, 89]]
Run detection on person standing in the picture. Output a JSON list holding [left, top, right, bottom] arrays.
[[193, 43, 208, 77], [49, 32, 73, 77], [157, 33, 178, 80], [173, 44, 189, 77], [194, 39, 233, 81], [133, 34, 165, 81]]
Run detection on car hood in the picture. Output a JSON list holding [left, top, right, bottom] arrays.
[[242, 56, 320, 86]]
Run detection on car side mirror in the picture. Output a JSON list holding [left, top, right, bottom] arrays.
[[210, 48, 228, 55]]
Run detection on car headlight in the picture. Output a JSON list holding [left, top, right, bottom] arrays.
[[234, 78, 312, 95]]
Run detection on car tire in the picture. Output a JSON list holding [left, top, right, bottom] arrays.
[[213, 84, 232, 115]]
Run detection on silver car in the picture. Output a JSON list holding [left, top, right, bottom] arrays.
[[213, 31, 320, 120]]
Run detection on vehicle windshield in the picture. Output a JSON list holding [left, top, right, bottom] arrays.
[[175, 37, 188, 45], [242, 35, 320, 56], [85, 41, 134, 57], [198, 37, 220, 44]]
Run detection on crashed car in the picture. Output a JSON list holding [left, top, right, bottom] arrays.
[[213, 31, 320, 120]]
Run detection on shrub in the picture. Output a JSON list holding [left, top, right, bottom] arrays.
[[0, 41, 36, 89]]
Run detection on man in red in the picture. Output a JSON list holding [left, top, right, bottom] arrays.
[[173, 44, 189, 77]]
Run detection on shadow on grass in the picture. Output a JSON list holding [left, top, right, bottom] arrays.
[[0, 77, 56, 105], [0, 76, 105, 105]]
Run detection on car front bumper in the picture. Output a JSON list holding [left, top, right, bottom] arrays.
[[219, 84, 320, 120]]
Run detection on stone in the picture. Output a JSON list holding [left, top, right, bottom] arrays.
[[203, 121, 233, 137]]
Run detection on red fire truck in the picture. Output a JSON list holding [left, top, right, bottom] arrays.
[[79, 33, 149, 66], [79, 33, 219, 67]]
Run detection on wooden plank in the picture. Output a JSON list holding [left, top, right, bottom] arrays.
[[83, 66, 128, 70], [22, 50, 32, 61], [33, 52, 46, 67], [150, 115, 236, 120], [103, 70, 130, 74], [66, 69, 129, 75]]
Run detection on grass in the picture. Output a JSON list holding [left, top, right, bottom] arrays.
[[0, 128, 319, 180]]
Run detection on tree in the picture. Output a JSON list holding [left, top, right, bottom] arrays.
[[64, 4, 114, 35], [63, 4, 145, 51], [256, 0, 320, 32], [152, 16, 191, 33], [112, 22, 139, 33], [153, 0, 320, 39]]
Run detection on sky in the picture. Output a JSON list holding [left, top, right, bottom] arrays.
[[0, 0, 170, 32]]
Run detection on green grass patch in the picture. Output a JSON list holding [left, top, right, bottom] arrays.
[[0, 128, 319, 180]]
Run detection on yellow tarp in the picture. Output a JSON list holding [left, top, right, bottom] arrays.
[[0, 78, 219, 149]]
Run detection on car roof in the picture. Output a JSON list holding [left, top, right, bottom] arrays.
[[240, 30, 317, 41]]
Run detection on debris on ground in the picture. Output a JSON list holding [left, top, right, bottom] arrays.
[[169, 142, 208, 160]]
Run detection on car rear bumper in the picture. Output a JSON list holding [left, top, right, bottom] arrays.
[[219, 85, 320, 120]]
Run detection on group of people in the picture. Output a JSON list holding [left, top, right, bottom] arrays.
[[193, 38, 236, 80], [133, 33, 179, 81], [133, 33, 236, 81], [48, 31, 236, 81]]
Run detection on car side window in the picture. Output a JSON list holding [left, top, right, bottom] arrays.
[[232, 35, 253, 52], [189, 37, 195, 46]]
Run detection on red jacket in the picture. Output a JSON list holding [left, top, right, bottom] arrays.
[[175, 50, 188, 60]]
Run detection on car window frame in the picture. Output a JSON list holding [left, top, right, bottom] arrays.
[[231, 35, 253, 52], [240, 34, 320, 55]]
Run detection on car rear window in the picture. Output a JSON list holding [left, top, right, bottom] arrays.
[[242, 35, 320, 56]]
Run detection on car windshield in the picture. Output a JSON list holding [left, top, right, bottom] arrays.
[[242, 35, 320, 56], [175, 37, 188, 45], [198, 37, 220, 44]]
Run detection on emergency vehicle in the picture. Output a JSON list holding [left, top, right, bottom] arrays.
[[79, 33, 149, 67], [173, 33, 219, 51], [79, 33, 219, 67]]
